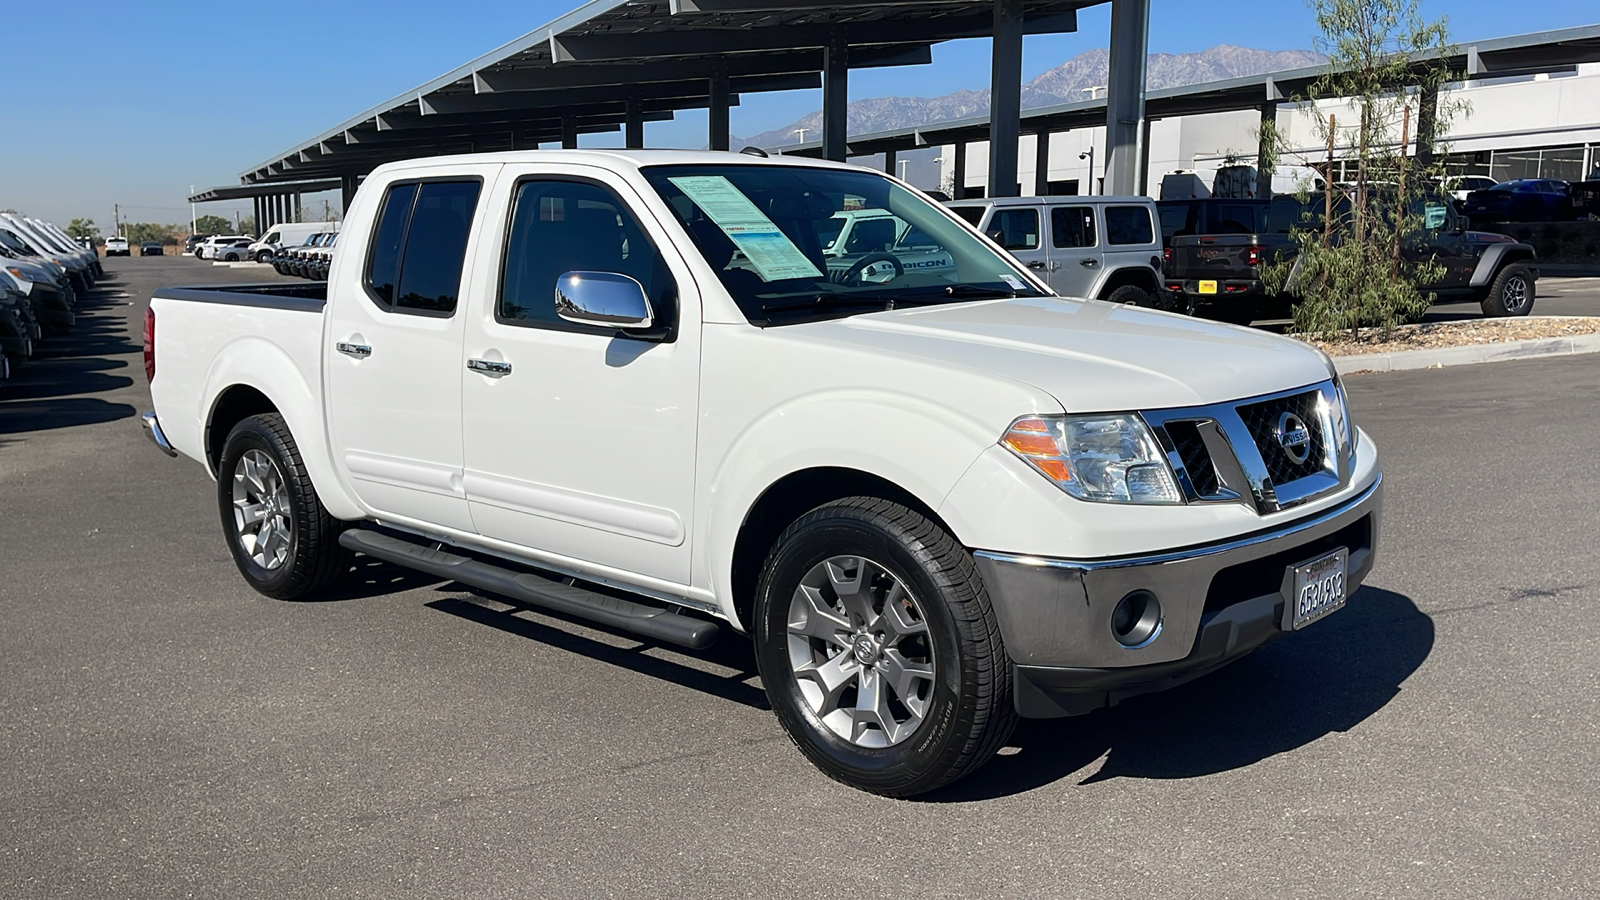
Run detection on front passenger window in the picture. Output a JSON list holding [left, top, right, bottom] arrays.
[[499, 179, 676, 333]]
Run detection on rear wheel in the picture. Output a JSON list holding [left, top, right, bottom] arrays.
[[1481, 263, 1534, 317], [1105, 284, 1156, 307], [216, 413, 350, 600], [256, 250, 273, 263], [753, 497, 1016, 797]]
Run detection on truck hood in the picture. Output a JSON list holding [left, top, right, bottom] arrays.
[[797, 296, 1333, 411]]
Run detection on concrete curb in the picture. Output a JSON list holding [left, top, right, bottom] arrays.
[[1333, 332, 1600, 374]]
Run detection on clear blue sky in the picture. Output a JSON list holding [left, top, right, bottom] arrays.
[[4, 0, 1596, 228]]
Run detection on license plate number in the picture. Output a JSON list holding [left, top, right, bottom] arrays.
[[1198, 280, 1218, 294], [1287, 548, 1348, 630]]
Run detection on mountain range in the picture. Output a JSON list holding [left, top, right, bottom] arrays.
[[740, 45, 1328, 149]]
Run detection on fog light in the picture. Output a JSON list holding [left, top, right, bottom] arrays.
[[1111, 590, 1162, 648]]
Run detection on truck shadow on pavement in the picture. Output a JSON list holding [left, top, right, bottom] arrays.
[[0, 279, 137, 435], [926, 586, 1433, 802]]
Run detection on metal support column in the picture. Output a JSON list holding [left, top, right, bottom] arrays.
[[709, 66, 731, 152], [822, 33, 849, 162], [292, 194, 301, 224], [1034, 132, 1052, 195], [340, 176, 358, 213], [884, 149, 897, 176], [953, 141, 968, 198], [561, 118, 578, 149], [1104, 0, 1150, 196], [988, 0, 1024, 198], [625, 91, 645, 149], [253, 197, 263, 235], [1416, 85, 1439, 166], [1139, 116, 1153, 196]]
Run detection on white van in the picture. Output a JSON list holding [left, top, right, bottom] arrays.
[[248, 222, 337, 263]]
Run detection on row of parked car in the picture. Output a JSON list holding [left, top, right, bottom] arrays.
[[269, 232, 338, 280], [0, 213, 105, 385], [1457, 177, 1600, 223]]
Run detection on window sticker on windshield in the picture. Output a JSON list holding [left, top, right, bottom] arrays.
[[668, 175, 824, 282], [1000, 274, 1025, 290]]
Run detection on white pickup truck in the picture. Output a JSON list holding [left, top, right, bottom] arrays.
[[142, 150, 1382, 797]]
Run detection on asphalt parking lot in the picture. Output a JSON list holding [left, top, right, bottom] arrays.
[[3, 257, 1598, 898]]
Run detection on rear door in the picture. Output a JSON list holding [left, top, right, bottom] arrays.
[[324, 164, 498, 534], [1044, 203, 1100, 296], [1101, 203, 1160, 284]]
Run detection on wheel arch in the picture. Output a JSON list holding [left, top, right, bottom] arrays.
[[727, 466, 961, 634], [1469, 243, 1537, 287], [1095, 264, 1163, 299]]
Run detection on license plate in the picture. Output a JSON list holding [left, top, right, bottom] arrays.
[[1198, 280, 1218, 294], [1287, 548, 1348, 630]]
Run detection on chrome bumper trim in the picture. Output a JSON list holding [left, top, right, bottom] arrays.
[[973, 473, 1382, 572], [141, 411, 179, 457]]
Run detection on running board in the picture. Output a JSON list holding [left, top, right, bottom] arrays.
[[339, 529, 719, 650]]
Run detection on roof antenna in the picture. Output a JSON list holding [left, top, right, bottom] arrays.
[[740, 146, 769, 158]]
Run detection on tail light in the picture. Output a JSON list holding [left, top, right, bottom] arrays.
[[1245, 245, 1262, 267], [143, 306, 155, 382], [1162, 247, 1172, 264]]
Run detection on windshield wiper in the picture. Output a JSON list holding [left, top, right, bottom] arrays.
[[941, 284, 1018, 299]]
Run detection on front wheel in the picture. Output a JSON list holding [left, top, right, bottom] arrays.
[[256, 250, 274, 263], [1481, 263, 1535, 317], [753, 497, 1016, 797], [216, 413, 350, 599]]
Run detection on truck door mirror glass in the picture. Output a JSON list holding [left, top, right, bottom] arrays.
[[555, 271, 654, 329]]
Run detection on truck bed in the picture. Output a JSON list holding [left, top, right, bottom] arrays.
[[154, 281, 327, 312]]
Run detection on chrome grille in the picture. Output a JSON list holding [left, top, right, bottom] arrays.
[[1163, 420, 1220, 497], [1236, 390, 1328, 487]]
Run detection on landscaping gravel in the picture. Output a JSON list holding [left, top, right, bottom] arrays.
[[1294, 316, 1600, 356]]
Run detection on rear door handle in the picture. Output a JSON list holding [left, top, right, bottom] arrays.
[[467, 358, 512, 376], [1026, 260, 1061, 271], [336, 341, 372, 358], [1079, 258, 1099, 268]]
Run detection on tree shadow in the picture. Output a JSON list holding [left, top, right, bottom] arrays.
[[925, 586, 1432, 802]]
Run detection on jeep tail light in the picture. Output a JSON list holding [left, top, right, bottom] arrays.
[[1245, 245, 1261, 267], [143, 306, 155, 383]]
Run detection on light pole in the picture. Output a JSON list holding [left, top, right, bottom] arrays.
[[1080, 147, 1096, 195], [793, 127, 810, 144], [897, 158, 909, 181], [189, 185, 196, 237]]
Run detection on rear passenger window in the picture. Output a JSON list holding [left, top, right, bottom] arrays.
[[986, 208, 1039, 250], [363, 180, 481, 314], [1105, 206, 1154, 245], [499, 179, 676, 334], [1051, 206, 1096, 248], [951, 206, 985, 227]]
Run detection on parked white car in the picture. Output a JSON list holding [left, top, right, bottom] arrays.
[[249, 221, 338, 263], [142, 150, 1382, 797], [105, 236, 130, 257], [196, 235, 255, 260]]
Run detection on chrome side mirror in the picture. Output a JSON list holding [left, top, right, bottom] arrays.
[[554, 271, 654, 329]]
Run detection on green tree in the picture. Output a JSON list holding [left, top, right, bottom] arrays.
[[1261, 0, 1467, 338], [192, 214, 234, 236], [238, 216, 256, 236], [66, 218, 101, 242], [125, 223, 178, 245]]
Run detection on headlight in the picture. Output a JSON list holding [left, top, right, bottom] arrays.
[[1330, 376, 1356, 455], [5, 266, 31, 282], [1002, 414, 1182, 504]]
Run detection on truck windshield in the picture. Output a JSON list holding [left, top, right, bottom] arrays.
[[642, 164, 1043, 324]]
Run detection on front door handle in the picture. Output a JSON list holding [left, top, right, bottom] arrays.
[[336, 341, 372, 358], [1079, 258, 1099, 268], [1026, 260, 1061, 271], [467, 358, 512, 376]]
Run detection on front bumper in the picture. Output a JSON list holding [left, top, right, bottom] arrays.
[[975, 474, 1383, 718]]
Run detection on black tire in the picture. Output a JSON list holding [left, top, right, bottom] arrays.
[[1105, 283, 1156, 307], [753, 497, 1016, 797], [1480, 262, 1535, 317], [256, 250, 274, 263], [216, 413, 351, 600]]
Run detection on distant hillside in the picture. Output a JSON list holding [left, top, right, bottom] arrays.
[[741, 44, 1327, 149]]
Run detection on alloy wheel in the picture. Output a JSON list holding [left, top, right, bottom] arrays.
[[785, 555, 937, 748], [1502, 275, 1528, 313], [231, 449, 292, 570]]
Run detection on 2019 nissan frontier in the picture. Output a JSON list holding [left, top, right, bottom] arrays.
[[142, 150, 1382, 796]]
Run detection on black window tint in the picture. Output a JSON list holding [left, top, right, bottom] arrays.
[[1051, 206, 1096, 248], [1105, 206, 1154, 245], [500, 180, 675, 332], [951, 206, 985, 226], [365, 182, 417, 305], [394, 181, 481, 313], [986, 208, 1039, 250]]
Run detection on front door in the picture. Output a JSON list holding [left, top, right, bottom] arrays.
[[460, 167, 701, 587], [981, 205, 1051, 285], [324, 167, 496, 534], [1045, 204, 1102, 296]]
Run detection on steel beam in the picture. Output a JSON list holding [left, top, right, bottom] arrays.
[[1104, 0, 1150, 196], [988, 0, 1024, 198], [953, 141, 968, 199], [472, 45, 931, 94], [823, 34, 849, 162], [1034, 131, 1051, 195], [625, 90, 645, 148], [709, 66, 730, 151]]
